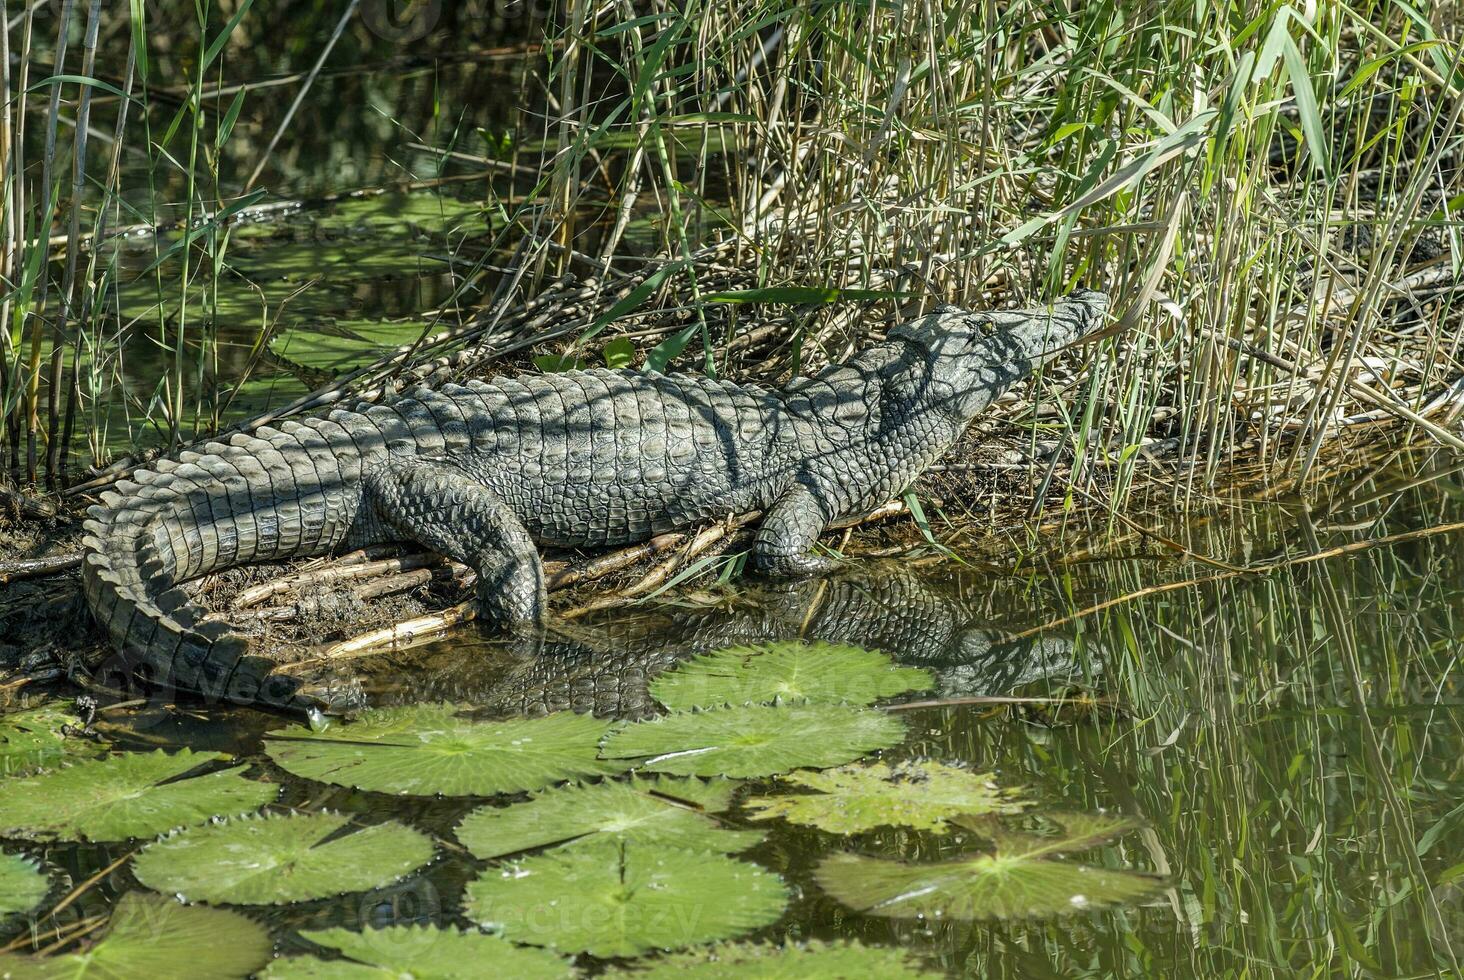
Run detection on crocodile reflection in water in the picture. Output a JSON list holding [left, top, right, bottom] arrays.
[[368, 561, 1100, 718]]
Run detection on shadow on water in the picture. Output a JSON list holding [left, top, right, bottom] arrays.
[[370, 561, 1100, 720]]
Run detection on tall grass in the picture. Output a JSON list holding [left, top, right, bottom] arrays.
[[0, 2, 528, 490], [531, 0, 1464, 500], [0, 1, 1460, 506]]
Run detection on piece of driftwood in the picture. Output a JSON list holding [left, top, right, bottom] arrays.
[[0, 485, 57, 519], [0, 553, 82, 584]]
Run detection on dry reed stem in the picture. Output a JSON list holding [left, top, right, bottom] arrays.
[[39, 848, 136, 922], [0, 913, 103, 955], [886, 695, 1115, 712], [301, 600, 478, 663], [235, 567, 447, 624], [33, 915, 106, 957], [544, 531, 690, 589], [1007, 518, 1464, 641], [231, 552, 440, 609], [0, 484, 55, 518]]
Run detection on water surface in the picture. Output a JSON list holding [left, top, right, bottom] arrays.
[[4, 449, 1462, 977]]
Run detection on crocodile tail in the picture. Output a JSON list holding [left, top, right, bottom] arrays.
[[80, 417, 367, 709], [81, 501, 255, 704]]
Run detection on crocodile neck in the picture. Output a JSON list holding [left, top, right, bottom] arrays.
[[782, 339, 965, 511]]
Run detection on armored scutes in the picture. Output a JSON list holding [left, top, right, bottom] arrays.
[[81, 289, 1109, 707]]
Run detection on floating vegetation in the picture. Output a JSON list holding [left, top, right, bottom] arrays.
[[265, 704, 624, 796], [131, 811, 434, 905], [0, 0, 1457, 972], [324, 192, 483, 236], [816, 813, 1165, 920], [465, 839, 789, 957], [456, 779, 762, 860], [599, 704, 906, 778], [603, 939, 942, 978], [229, 240, 456, 284], [268, 318, 435, 373], [631, 775, 742, 811], [0, 893, 271, 979], [744, 760, 1029, 834], [648, 642, 932, 710], [0, 853, 48, 917], [0, 749, 275, 842], [263, 925, 573, 979], [0, 703, 107, 776]]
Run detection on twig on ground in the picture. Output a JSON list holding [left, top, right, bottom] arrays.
[[231, 550, 441, 609], [297, 600, 478, 664], [0, 484, 56, 518], [545, 531, 690, 589], [0, 552, 81, 583], [233, 567, 449, 624]]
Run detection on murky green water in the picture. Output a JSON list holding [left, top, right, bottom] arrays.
[[3, 449, 1463, 976]]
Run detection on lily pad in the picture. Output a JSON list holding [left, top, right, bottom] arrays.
[[599, 704, 906, 778], [649, 642, 932, 710], [265, 704, 623, 797], [132, 811, 434, 905], [604, 939, 941, 978], [0, 892, 271, 979], [815, 813, 1165, 920], [633, 774, 742, 811], [0, 703, 106, 776], [456, 780, 761, 860], [465, 839, 789, 956], [0, 749, 276, 842], [263, 925, 573, 979], [0, 853, 48, 917], [743, 760, 1029, 834]]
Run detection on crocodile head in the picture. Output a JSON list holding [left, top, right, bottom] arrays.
[[887, 288, 1110, 423]]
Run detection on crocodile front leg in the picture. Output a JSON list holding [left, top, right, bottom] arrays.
[[754, 484, 839, 577], [364, 459, 546, 629]]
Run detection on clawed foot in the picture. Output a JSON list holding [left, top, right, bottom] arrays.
[[474, 565, 547, 630], [472, 578, 549, 659], [754, 549, 842, 579]]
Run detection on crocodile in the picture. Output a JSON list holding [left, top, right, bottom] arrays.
[[81, 289, 1109, 708], [377, 562, 1099, 719]]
